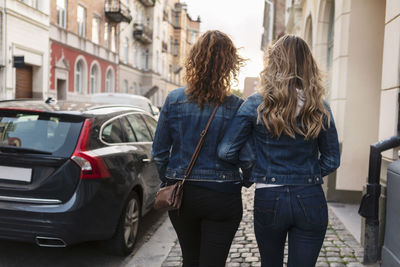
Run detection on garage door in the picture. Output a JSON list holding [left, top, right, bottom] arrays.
[[15, 65, 33, 98]]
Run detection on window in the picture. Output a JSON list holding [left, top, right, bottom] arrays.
[[132, 43, 137, 68], [144, 49, 150, 70], [133, 82, 137, 94], [105, 68, 114, 92], [90, 64, 100, 94], [101, 119, 124, 144], [190, 31, 197, 44], [156, 51, 159, 73], [138, 48, 143, 69], [92, 16, 100, 44], [77, 5, 86, 37], [169, 37, 173, 54], [174, 40, 178, 56], [123, 80, 128, 93], [142, 115, 157, 139], [104, 22, 109, 48], [56, 0, 67, 28], [126, 114, 152, 142], [175, 13, 179, 27], [123, 37, 129, 64], [75, 59, 86, 94], [168, 65, 172, 81], [121, 117, 137, 142], [111, 26, 116, 52]]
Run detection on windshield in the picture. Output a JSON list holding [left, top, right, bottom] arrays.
[[0, 112, 83, 157]]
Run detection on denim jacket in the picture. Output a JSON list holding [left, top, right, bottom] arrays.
[[218, 93, 340, 185], [151, 88, 254, 185]]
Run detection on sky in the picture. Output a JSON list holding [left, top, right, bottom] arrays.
[[183, 0, 265, 90]]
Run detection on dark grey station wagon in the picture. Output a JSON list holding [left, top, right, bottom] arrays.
[[0, 99, 160, 255]]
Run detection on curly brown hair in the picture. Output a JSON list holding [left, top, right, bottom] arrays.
[[184, 30, 245, 108]]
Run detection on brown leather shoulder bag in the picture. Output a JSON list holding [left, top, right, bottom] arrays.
[[153, 105, 219, 211]]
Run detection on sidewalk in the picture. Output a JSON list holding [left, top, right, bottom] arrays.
[[161, 186, 371, 267]]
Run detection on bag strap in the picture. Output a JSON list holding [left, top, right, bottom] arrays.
[[182, 105, 219, 183]]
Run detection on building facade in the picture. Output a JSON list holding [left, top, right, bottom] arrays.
[[243, 77, 259, 99], [265, 0, 399, 250], [48, 0, 126, 101], [0, 0, 50, 100], [118, 0, 200, 108]]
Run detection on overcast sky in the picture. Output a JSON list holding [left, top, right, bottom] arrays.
[[183, 0, 265, 90]]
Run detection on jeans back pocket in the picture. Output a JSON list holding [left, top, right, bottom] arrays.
[[254, 196, 280, 228], [296, 192, 328, 226]]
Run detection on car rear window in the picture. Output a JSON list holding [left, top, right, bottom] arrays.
[[0, 112, 83, 157]]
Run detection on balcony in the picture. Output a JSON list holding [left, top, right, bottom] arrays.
[[105, 0, 132, 23], [138, 0, 155, 7], [162, 41, 168, 53], [133, 24, 153, 44]]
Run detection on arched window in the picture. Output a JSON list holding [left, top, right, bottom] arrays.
[[124, 37, 129, 64], [105, 68, 114, 92], [74, 58, 87, 94], [90, 63, 100, 94]]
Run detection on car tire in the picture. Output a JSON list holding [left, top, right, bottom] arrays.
[[105, 191, 141, 256]]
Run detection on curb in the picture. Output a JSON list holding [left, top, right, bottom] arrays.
[[124, 216, 177, 267]]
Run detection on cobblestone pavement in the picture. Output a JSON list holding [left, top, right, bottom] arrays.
[[162, 186, 369, 267]]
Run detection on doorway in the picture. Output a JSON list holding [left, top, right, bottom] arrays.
[[15, 65, 33, 98], [57, 79, 67, 100]]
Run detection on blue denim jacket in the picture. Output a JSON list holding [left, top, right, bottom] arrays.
[[218, 93, 340, 185], [151, 88, 254, 185]]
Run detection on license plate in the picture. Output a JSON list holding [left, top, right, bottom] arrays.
[[0, 166, 32, 182]]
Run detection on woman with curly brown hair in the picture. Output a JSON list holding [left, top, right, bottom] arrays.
[[219, 35, 340, 267], [152, 30, 254, 266]]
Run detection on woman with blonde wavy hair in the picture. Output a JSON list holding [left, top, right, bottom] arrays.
[[152, 30, 253, 266], [218, 34, 340, 267]]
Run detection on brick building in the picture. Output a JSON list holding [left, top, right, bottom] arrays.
[[48, 0, 129, 100]]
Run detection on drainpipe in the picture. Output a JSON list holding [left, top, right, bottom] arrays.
[[1, 0, 6, 99], [265, 0, 274, 43]]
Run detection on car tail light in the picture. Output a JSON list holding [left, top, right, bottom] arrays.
[[71, 119, 110, 179]]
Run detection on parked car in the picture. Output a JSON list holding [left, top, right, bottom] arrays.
[[89, 93, 160, 119], [0, 99, 160, 255]]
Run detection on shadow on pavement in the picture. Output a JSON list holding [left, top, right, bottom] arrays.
[[0, 209, 167, 267]]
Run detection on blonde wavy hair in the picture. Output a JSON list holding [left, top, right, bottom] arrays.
[[258, 34, 330, 140], [184, 30, 245, 108]]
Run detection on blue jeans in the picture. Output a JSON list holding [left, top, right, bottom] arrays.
[[254, 185, 328, 267]]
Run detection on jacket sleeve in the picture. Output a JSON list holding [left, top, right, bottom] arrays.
[[151, 94, 172, 185], [218, 98, 255, 167], [318, 103, 341, 177]]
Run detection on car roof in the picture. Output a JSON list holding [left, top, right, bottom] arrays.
[[0, 99, 146, 116]]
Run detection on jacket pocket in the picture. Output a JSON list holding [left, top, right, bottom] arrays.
[[254, 196, 280, 228], [296, 192, 328, 226]]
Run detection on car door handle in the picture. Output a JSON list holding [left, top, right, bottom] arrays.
[[142, 158, 151, 162]]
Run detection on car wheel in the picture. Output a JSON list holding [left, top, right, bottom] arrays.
[[105, 191, 141, 256]]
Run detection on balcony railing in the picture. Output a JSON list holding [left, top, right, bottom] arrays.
[[105, 0, 132, 23], [133, 24, 153, 44], [138, 0, 155, 7], [162, 41, 168, 53]]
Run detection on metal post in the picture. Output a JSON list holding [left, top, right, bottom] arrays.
[[359, 136, 400, 264]]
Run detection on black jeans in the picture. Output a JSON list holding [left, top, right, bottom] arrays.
[[169, 183, 243, 267]]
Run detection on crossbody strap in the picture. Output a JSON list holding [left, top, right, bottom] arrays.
[[183, 105, 219, 183]]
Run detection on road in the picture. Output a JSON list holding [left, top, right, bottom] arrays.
[[0, 209, 168, 267]]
